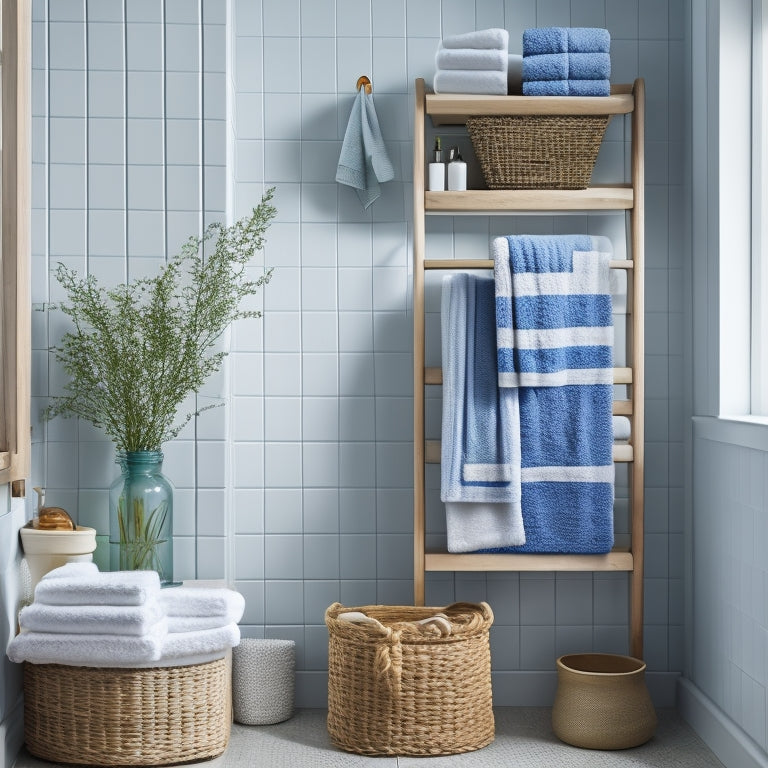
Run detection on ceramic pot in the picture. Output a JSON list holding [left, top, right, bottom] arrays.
[[19, 524, 97, 589], [552, 653, 657, 750]]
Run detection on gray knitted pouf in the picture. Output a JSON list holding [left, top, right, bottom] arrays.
[[232, 638, 296, 725]]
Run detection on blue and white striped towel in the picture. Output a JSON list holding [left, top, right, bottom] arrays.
[[489, 234, 614, 553]]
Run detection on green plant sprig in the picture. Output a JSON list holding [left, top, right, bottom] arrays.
[[45, 188, 277, 451]]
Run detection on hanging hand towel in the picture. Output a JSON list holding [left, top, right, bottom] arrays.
[[441, 273, 525, 552], [336, 87, 394, 209], [491, 234, 614, 554]]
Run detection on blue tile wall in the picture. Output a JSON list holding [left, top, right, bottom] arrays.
[[28, 0, 684, 706]]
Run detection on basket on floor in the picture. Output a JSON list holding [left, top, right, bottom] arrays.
[[23, 656, 231, 766], [466, 114, 610, 189], [325, 601, 494, 757]]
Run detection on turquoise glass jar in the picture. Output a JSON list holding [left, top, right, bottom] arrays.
[[108, 450, 175, 585]]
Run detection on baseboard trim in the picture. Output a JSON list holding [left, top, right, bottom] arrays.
[[678, 677, 768, 768], [295, 670, 680, 709]]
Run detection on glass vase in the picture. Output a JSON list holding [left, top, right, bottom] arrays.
[[108, 450, 175, 585]]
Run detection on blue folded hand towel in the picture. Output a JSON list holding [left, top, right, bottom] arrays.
[[336, 88, 394, 209], [522, 53, 568, 82], [569, 52, 611, 80], [522, 79, 610, 96], [523, 26, 610, 55]]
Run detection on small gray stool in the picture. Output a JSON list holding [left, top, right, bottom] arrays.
[[232, 638, 295, 725]]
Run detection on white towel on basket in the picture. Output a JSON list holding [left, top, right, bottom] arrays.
[[34, 567, 161, 606], [18, 600, 164, 636]]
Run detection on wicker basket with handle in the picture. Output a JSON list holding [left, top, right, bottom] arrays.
[[466, 114, 610, 189], [325, 601, 494, 756]]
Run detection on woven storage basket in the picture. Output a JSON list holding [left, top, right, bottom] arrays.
[[23, 656, 231, 766], [551, 653, 657, 750], [325, 601, 494, 757], [466, 114, 610, 189]]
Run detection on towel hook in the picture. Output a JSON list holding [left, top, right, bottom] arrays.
[[356, 75, 372, 94]]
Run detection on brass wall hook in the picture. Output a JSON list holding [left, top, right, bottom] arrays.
[[356, 75, 372, 94]]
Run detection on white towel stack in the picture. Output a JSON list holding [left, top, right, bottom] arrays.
[[7, 564, 244, 667], [434, 28, 510, 95]]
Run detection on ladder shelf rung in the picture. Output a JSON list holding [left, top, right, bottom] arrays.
[[424, 548, 634, 572]]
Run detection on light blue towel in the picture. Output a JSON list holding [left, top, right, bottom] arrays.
[[441, 274, 525, 552], [522, 53, 569, 81], [523, 27, 610, 55], [522, 79, 610, 96], [490, 234, 615, 554], [336, 88, 394, 209]]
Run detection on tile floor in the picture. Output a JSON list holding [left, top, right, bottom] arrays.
[[15, 707, 726, 768]]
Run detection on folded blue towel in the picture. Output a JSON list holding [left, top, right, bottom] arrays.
[[522, 79, 610, 96], [522, 53, 568, 82], [569, 52, 611, 80], [441, 274, 525, 551], [523, 27, 610, 55], [490, 234, 615, 554], [336, 88, 394, 209]]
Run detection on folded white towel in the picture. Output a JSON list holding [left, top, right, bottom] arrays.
[[18, 599, 164, 636], [441, 28, 509, 51], [613, 415, 631, 441], [167, 614, 242, 633], [435, 45, 508, 71], [158, 586, 245, 621], [7, 618, 168, 666], [433, 69, 508, 95], [161, 623, 241, 660], [41, 562, 99, 580], [34, 568, 161, 607]]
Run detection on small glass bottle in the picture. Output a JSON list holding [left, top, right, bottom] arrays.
[[447, 146, 467, 191], [428, 136, 445, 191]]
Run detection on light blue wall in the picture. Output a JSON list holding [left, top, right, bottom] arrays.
[[19, 0, 685, 712]]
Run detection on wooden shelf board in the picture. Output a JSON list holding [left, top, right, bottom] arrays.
[[422, 258, 633, 270], [425, 187, 633, 212], [427, 86, 634, 125], [425, 548, 634, 572]]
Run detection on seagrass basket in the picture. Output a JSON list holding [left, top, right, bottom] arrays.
[[466, 114, 610, 189], [23, 656, 231, 766], [325, 601, 494, 756]]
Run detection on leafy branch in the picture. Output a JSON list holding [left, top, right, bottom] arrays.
[[45, 189, 277, 451]]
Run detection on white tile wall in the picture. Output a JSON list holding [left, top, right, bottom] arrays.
[[25, 0, 685, 709]]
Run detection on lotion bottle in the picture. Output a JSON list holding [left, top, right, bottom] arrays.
[[428, 137, 445, 191], [447, 146, 467, 191]]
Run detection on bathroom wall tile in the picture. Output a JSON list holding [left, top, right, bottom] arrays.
[[301, 0, 335, 36], [203, 24, 226, 72], [49, 209, 86, 256], [50, 22, 85, 68], [555, 577, 594, 626], [339, 398, 375, 442], [304, 535, 340, 579], [265, 397, 302, 442], [50, 70, 86, 117], [304, 580, 340, 625], [166, 23, 200, 72], [303, 397, 339, 442], [339, 441, 375, 488], [375, 442, 411, 488], [264, 38, 302, 93], [302, 38, 337, 94], [376, 489, 411, 534], [264, 0, 300, 36], [302, 442, 340, 487], [336, 37, 372, 95], [50, 164, 87, 209], [302, 312, 338, 353], [520, 578, 556, 626], [264, 266, 302, 311], [340, 488, 376, 533], [265, 580, 304, 624], [301, 268, 337, 311], [265, 535, 304, 578], [301, 141, 339, 183], [302, 353, 338, 396], [196, 536, 227, 579], [89, 71, 126, 117], [264, 311, 301, 353], [372, 0, 406, 37], [406, 0, 441, 37], [339, 313, 373, 352], [234, 442, 264, 488], [520, 626, 556, 670], [126, 23, 163, 70], [476, 0, 505, 31], [303, 488, 339, 533], [301, 95, 339, 142], [340, 534, 377, 579], [265, 488, 303, 534]]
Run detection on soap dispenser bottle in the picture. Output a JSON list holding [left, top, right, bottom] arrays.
[[428, 137, 445, 191], [447, 146, 467, 191]]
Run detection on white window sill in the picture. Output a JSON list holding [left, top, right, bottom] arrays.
[[693, 414, 768, 450]]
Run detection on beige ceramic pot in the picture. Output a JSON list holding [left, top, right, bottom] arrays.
[[552, 653, 657, 750], [19, 524, 97, 589]]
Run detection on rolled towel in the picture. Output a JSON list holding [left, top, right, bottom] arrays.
[[613, 416, 631, 442], [34, 568, 161, 606], [441, 28, 509, 51], [160, 623, 241, 661], [158, 586, 245, 622], [522, 79, 610, 97], [435, 45, 508, 71], [6, 618, 167, 666], [569, 52, 611, 80], [523, 27, 610, 55], [522, 53, 568, 81], [433, 69, 508, 95], [508, 54, 523, 94], [18, 599, 164, 636]]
